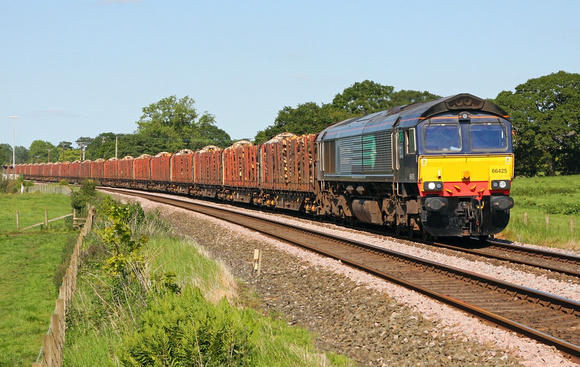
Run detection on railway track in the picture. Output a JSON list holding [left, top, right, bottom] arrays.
[[101, 187, 580, 362], [422, 238, 580, 278]]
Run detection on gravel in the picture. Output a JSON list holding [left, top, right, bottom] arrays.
[[112, 192, 579, 366]]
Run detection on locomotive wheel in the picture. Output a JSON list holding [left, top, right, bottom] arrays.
[[406, 226, 414, 239], [394, 219, 402, 236], [421, 228, 434, 242]]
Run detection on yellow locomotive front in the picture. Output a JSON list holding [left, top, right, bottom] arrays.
[[418, 108, 514, 237]]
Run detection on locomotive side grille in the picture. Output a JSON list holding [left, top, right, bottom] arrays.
[[323, 140, 336, 174], [334, 132, 393, 176], [338, 136, 363, 174], [366, 132, 392, 174]]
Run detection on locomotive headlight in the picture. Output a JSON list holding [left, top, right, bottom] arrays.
[[424, 181, 443, 191], [491, 180, 511, 190]]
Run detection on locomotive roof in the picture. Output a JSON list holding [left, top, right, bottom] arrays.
[[317, 93, 509, 140]]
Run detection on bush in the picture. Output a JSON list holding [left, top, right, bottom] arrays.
[[541, 202, 580, 215], [0, 175, 26, 194], [71, 180, 97, 212], [119, 287, 256, 366]]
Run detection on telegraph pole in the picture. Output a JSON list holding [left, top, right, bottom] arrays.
[[76, 140, 87, 161], [10, 115, 18, 168]]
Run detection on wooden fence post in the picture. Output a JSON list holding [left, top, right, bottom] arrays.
[[523, 212, 528, 225], [42, 334, 53, 367], [16, 211, 19, 230], [57, 299, 65, 332], [44, 210, 48, 227], [571, 217, 575, 233], [51, 314, 62, 366], [33, 206, 95, 366]]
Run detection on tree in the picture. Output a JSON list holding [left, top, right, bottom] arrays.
[[85, 132, 118, 160], [332, 80, 396, 115], [15, 146, 29, 165], [135, 95, 231, 153], [389, 89, 441, 108], [254, 103, 353, 144], [331, 81, 439, 115], [188, 113, 232, 150], [0, 143, 11, 166], [494, 71, 580, 176], [254, 81, 440, 143], [29, 140, 57, 163]]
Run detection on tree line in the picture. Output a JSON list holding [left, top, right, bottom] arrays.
[[2, 71, 579, 177]]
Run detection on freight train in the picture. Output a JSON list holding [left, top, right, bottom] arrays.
[[13, 93, 514, 239]]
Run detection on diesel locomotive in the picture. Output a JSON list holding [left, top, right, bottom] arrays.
[[316, 93, 514, 238], [13, 93, 514, 239]]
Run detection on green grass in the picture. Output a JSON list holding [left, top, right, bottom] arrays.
[[499, 175, 580, 250], [0, 192, 74, 232], [0, 192, 76, 367]]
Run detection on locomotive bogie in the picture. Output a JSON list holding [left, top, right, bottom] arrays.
[[421, 196, 511, 237]]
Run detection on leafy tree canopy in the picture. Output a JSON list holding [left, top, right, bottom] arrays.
[[254, 103, 353, 143], [85, 132, 118, 160], [254, 80, 439, 143], [332, 80, 396, 115], [494, 71, 580, 176], [15, 146, 29, 165], [29, 140, 57, 163], [332, 80, 439, 115], [0, 143, 12, 166], [135, 95, 231, 153]]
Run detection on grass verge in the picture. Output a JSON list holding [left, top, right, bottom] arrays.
[[64, 197, 353, 366]]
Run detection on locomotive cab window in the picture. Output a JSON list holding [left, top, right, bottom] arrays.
[[423, 123, 461, 152], [469, 121, 508, 151]]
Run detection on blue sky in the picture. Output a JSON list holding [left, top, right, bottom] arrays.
[[1, 0, 579, 150]]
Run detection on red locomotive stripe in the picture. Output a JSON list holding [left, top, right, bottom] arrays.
[[419, 181, 510, 197]]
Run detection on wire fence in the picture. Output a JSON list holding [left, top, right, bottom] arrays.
[[32, 207, 94, 367], [26, 184, 71, 195], [507, 210, 578, 245]]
